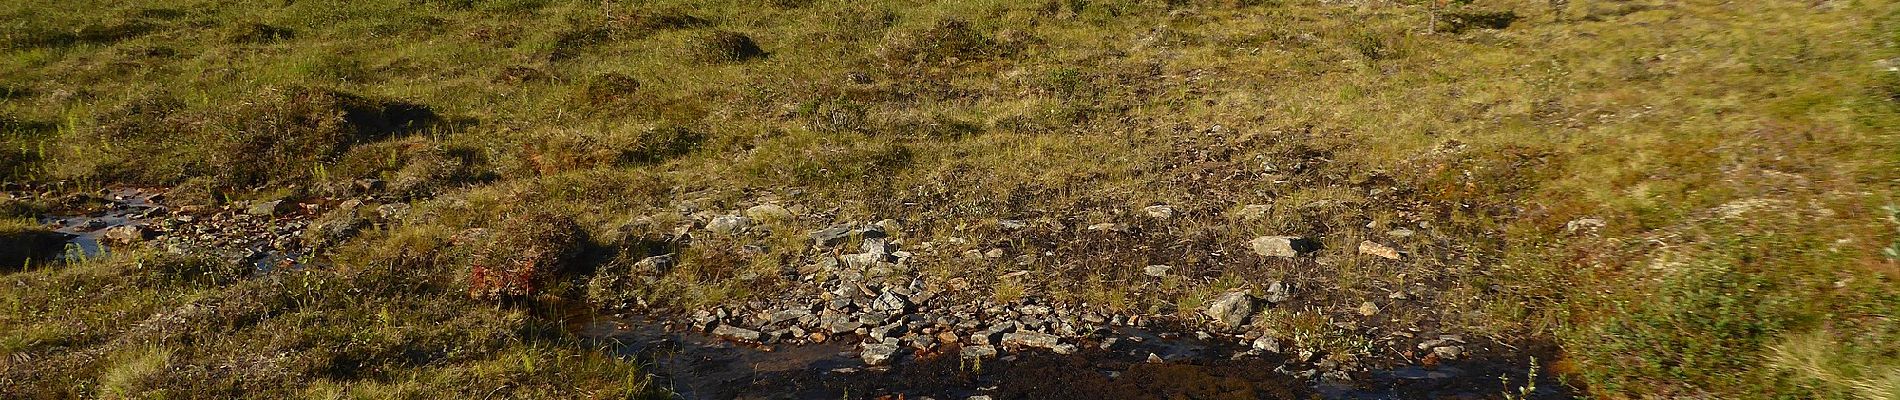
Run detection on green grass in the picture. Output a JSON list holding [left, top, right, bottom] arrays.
[[2, 0, 1898, 398]]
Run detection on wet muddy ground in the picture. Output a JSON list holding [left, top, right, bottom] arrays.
[[579, 317, 1572, 400]]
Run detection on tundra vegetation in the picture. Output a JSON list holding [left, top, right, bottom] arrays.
[[1, 0, 1897, 398]]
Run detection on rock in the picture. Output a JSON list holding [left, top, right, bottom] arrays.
[[1357, 301, 1380, 316], [102, 225, 150, 243], [1052, 343, 1079, 354], [1147, 353, 1164, 363], [1264, 281, 1293, 304], [1143, 265, 1172, 277], [983, 248, 1005, 259], [1144, 205, 1175, 219], [870, 291, 910, 313], [1432, 345, 1464, 360], [1001, 331, 1062, 350], [960, 345, 998, 359], [632, 254, 675, 276], [706, 215, 752, 235], [870, 322, 906, 339], [1252, 337, 1282, 353], [1235, 204, 1273, 221], [1386, 228, 1415, 238], [770, 309, 811, 324], [246, 200, 294, 217], [1203, 291, 1258, 329], [997, 219, 1029, 230], [1565, 218, 1605, 234], [811, 225, 853, 247], [1086, 222, 1132, 233], [1358, 240, 1401, 260], [376, 203, 411, 221], [744, 204, 793, 221], [861, 342, 901, 365], [712, 325, 764, 342], [1250, 236, 1316, 257]]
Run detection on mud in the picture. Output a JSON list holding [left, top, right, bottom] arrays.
[[580, 317, 1572, 400]]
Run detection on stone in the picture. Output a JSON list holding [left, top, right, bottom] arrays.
[[1147, 353, 1165, 363], [712, 325, 764, 342], [861, 342, 901, 365], [1144, 205, 1175, 219], [1250, 236, 1315, 257], [1386, 228, 1415, 238], [1565, 218, 1605, 234], [1235, 204, 1273, 221], [1052, 343, 1079, 354], [870, 322, 906, 339], [632, 254, 675, 276], [1432, 345, 1464, 360], [1357, 301, 1380, 316], [870, 291, 910, 313], [1264, 281, 1293, 304], [960, 345, 998, 359], [1001, 331, 1062, 350], [744, 204, 793, 221], [1086, 222, 1132, 233], [1252, 337, 1282, 353], [811, 225, 853, 247], [770, 309, 811, 324], [1358, 240, 1401, 260], [1203, 291, 1258, 329], [997, 219, 1029, 230], [706, 215, 752, 235], [246, 200, 294, 217], [102, 225, 150, 243], [1143, 265, 1172, 277]]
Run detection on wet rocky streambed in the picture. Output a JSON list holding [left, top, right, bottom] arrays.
[[16, 188, 1573, 399]]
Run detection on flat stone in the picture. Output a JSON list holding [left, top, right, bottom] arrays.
[[861, 342, 901, 365], [1252, 337, 1282, 353], [1432, 345, 1464, 360], [1144, 205, 1175, 219], [706, 215, 752, 235], [712, 325, 764, 342], [1358, 240, 1401, 260], [811, 225, 854, 247], [1250, 236, 1315, 257], [870, 291, 910, 313], [1001, 331, 1062, 350], [1143, 265, 1172, 277], [744, 204, 793, 221]]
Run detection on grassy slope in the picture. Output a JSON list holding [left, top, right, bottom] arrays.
[[2, 0, 1898, 398]]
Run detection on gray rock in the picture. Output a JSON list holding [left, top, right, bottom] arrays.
[[102, 225, 149, 243], [861, 342, 901, 365], [997, 219, 1029, 230], [712, 325, 764, 342], [246, 200, 294, 217], [1144, 205, 1175, 219], [811, 225, 854, 247], [744, 204, 793, 221], [1203, 291, 1258, 329], [1250, 236, 1315, 257], [1086, 222, 1132, 233], [870, 322, 907, 339], [1264, 281, 1293, 303], [1143, 265, 1172, 277], [1235, 204, 1273, 221], [706, 215, 752, 235], [961, 344, 998, 359], [870, 291, 910, 313], [770, 309, 811, 324], [1252, 337, 1282, 353], [1052, 343, 1079, 354], [1432, 345, 1464, 360], [632, 254, 675, 276], [1001, 331, 1062, 350]]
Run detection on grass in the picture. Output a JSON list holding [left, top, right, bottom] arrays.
[[2, 0, 1898, 398]]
